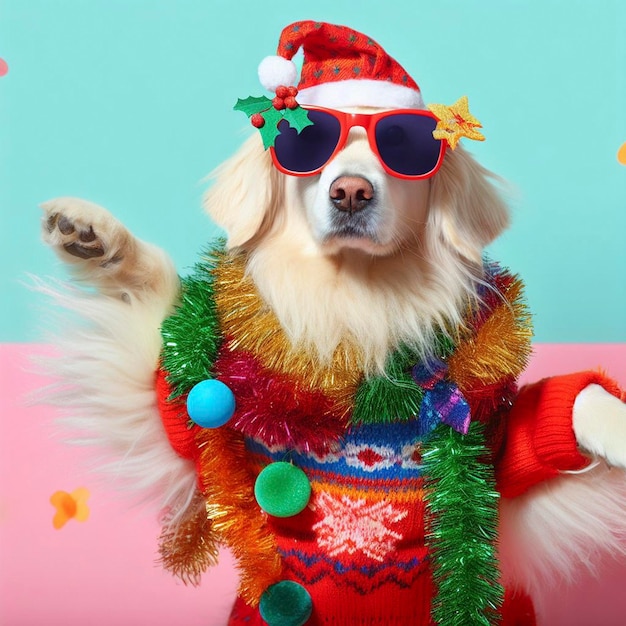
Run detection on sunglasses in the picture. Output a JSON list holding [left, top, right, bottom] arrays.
[[269, 106, 447, 180]]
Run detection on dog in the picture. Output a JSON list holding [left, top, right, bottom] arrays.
[[39, 20, 626, 626]]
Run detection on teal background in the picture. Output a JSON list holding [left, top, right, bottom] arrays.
[[1, 0, 624, 343]]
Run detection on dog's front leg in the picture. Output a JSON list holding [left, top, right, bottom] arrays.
[[41, 196, 178, 303], [37, 197, 195, 514], [574, 384, 626, 467]]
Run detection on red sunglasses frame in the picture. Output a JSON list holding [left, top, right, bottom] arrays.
[[269, 106, 447, 180]]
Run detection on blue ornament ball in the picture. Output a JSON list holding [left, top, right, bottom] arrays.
[[186, 379, 236, 428]]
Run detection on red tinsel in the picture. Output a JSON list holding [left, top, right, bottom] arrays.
[[214, 340, 349, 455]]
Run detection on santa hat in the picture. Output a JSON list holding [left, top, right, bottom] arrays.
[[258, 21, 424, 110]]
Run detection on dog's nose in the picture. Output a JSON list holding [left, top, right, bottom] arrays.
[[329, 176, 374, 214]]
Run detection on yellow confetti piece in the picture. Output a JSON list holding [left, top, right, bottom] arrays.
[[50, 487, 90, 529], [428, 96, 485, 150], [618, 142, 626, 165]]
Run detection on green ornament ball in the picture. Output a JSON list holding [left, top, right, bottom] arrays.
[[254, 462, 311, 518], [259, 580, 312, 626]]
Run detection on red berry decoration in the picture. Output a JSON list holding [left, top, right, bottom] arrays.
[[251, 113, 265, 128], [275, 86, 290, 99], [284, 96, 298, 110], [272, 97, 286, 110], [287, 86, 298, 97]]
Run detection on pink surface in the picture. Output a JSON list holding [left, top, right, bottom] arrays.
[[1, 343, 626, 625], [0, 344, 236, 626]]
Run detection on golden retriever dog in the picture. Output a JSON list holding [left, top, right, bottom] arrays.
[[39, 20, 626, 626]]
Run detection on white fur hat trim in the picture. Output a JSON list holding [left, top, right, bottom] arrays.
[[298, 79, 425, 110]]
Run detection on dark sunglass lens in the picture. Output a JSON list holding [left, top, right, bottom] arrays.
[[375, 114, 441, 176], [273, 109, 341, 173]]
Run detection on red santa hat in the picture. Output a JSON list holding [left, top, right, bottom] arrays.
[[258, 21, 425, 110]]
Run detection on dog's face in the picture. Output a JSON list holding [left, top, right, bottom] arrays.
[[206, 107, 508, 266], [204, 108, 511, 369], [289, 124, 431, 257]]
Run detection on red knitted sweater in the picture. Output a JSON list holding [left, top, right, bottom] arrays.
[[157, 364, 622, 626], [154, 253, 623, 626]]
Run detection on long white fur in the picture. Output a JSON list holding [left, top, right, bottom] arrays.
[[36, 280, 198, 520], [499, 462, 626, 620], [37, 201, 197, 522]]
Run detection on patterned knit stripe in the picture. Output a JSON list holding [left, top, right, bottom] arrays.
[[249, 463, 425, 510], [246, 454, 426, 513], [245, 421, 427, 484], [278, 547, 428, 595]]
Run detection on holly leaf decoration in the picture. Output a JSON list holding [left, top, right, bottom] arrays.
[[233, 95, 272, 117], [282, 106, 313, 133], [234, 93, 315, 149], [258, 107, 283, 150]]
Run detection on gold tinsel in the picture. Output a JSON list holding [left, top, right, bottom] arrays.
[[449, 276, 533, 390], [196, 425, 282, 607], [157, 490, 220, 587], [212, 253, 362, 414]]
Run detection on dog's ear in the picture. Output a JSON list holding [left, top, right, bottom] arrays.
[[428, 145, 510, 263], [204, 134, 283, 249]]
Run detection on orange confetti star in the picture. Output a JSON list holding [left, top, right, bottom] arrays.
[[428, 96, 485, 150], [618, 142, 626, 165], [50, 487, 90, 529]]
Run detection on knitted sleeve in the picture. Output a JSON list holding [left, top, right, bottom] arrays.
[[155, 367, 201, 461], [496, 371, 624, 498]]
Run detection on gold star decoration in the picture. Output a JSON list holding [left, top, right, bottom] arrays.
[[427, 96, 485, 150]]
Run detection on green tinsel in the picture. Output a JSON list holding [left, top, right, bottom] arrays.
[[351, 336, 456, 426], [351, 347, 424, 424], [422, 422, 504, 626], [160, 247, 224, 399]]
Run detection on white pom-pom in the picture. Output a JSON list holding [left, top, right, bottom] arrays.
[[258, 55, 298, 92]]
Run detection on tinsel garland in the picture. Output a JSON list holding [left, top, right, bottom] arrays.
[[449, 268, 532, 390], [352, 338, 457, 425], [422, 422, 504, 626], [214, 343, 349, 454], [157, 490, 220, 586], [159, 247, 282, 602], [161, 247, 223, 398], [158, 248, 533, 620], [196, 426, 282, 606], [351, 351, 424, 424]]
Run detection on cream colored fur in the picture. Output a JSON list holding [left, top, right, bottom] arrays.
[[574, 384, 626, 467], [204, 132, 509, 373], [40, 124, 626, 606]]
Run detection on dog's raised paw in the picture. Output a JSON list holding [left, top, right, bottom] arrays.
[[41, 197, 126, 264]]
